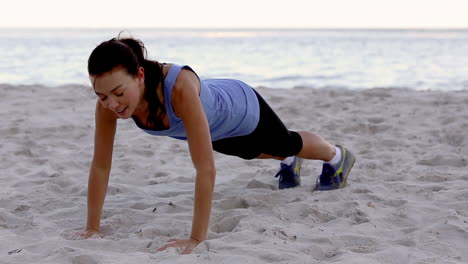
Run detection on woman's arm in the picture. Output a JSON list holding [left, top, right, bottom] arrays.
[[83, 100, 117, 236], [158, 68, 216, 253]]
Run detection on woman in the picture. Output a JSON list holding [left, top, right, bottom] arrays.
[[81, 36, 355, 254]]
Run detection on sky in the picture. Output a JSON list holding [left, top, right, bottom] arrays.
[[1, 0, 468, 28]]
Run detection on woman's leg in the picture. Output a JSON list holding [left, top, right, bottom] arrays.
[[256, 131, 335, 162], [295, 131, 336, 162]]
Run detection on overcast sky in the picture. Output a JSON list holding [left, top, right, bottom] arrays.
[[1, 0, 467, 28]]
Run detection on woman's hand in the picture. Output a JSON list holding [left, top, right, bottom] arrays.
[[157, 238, 201, 254], [80, 228, 104, 239]]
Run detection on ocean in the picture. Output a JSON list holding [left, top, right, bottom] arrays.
[[1, 28, 468, 90]]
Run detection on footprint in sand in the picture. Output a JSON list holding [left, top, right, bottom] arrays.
[[154, 171, 169, 178], [246, 179, 275, 190], [294, 204, 337, 223], [263, 226, 297, 241], [0, 208, 27, 228], [140, 226, 180, 239], [417, 154, 467, 167], [130, 202, 150, 210], [211, 210, 249, 233], [14, 145, 34, 157], [341, 207, 369, 225], [417, 175, 448, 182], [367, 117, 385, 124], [383, 199, 408, 208], [71, 254, 99, 264], [444, 132, 465, 146], [216, 197, 250, 210], [392, 237, 417, 248], [344, 237, 379, 254], [132, 149, 155, 157], [1, 127, 20, 137]]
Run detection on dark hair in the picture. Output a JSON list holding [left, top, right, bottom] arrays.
[[88, 37, 165, 129]]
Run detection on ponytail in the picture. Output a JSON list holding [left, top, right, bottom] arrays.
[[141, 59, 165, 129]]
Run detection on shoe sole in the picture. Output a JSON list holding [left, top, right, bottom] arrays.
[[338, 145, 355, 188]]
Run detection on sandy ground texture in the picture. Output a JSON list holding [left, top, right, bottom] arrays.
[[1, 83, 468, 264]]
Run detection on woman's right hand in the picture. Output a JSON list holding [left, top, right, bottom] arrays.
[[80, 228, 104, 239]]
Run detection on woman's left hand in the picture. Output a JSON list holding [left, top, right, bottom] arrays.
[[157, 238, 201, 254]]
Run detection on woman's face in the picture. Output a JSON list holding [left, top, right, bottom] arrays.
[[91, 67, 144, 119]]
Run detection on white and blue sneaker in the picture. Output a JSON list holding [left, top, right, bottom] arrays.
[[274, 156, 303, 189], [316, 145, 356, 191]]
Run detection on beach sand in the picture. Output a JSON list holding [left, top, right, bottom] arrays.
[[1, 83, 468, 264]]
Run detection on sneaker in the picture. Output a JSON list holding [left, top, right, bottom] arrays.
[[316, 145, 356, 191], [275, 156, 303, 189]]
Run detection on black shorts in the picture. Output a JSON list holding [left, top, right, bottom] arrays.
[[212, 90, 303, 160]]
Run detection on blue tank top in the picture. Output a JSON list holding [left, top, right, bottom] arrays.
[[133, 64, 260, 141]]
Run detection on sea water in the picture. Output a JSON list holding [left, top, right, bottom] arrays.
[[1, 28, 467, 90]]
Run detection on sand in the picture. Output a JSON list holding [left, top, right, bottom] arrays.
[[1, 83, 468, 264]]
